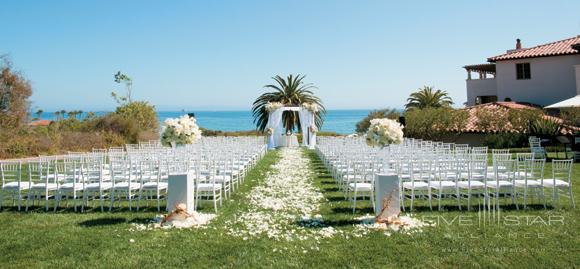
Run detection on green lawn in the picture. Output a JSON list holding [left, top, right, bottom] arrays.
[[0, 150, 578, 268]]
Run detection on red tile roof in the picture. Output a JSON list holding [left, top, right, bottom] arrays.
[[488, 36, 580, 62], [455, 102, 579, 135], [28, 120, 53, 127]]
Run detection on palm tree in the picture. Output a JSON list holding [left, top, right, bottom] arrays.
[[252, 74, 325, 132], [35, 109, 43, 119], [405, 86, 453, 111]]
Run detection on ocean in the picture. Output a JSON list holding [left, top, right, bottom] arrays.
[[40, 110, 371, 134]]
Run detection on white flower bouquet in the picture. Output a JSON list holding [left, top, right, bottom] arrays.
[[365, 118, 404, 147], [301, 102, 319, 113], [265, 102, 284, 112], [309, 124, 318, 134], [161, 115, 202, 146]]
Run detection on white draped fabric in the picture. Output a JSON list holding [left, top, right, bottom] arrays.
[[267, 107, 316, 149], [266, 109, 284, 149]]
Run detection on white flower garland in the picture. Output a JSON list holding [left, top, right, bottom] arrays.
[[265, 102, 284, 112], [301, 102, 319, 113]]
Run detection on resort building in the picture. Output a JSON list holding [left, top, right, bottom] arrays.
[[464, 35, 580, 106]]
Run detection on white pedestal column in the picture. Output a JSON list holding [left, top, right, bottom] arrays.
[[374, 173, 400, 219], [167, 171, 196, 212]]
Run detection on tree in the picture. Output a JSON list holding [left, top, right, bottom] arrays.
[[405, 86, 453, 111], [60, 110, 66, 120], [252, 74, 325, 132], [111, 71, 133, 104], [355, 108, 400, 134], [0, 58, 32, 128], [35, 109, 43, 119]]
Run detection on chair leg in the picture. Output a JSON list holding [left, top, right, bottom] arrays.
[[157, 189, 161, 212], [45, 190, 49, 211], [26, 190, 32, 212], [523, 187, 527, 210], [438, 189, 442, 211], [109, 190, 115, 211], [54, 192, 60, 212], [410, 188, 415, 211], [100, 191, 104, 212], [137, 189, 142, 211], [467, 190, 471, 211], [540, 188, 547, 209], [570, 188, 576, 208]]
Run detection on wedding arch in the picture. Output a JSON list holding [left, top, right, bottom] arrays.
[[266, 105, 316, 149]]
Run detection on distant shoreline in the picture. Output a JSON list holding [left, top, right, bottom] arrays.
[[36, 109, 373, 134]]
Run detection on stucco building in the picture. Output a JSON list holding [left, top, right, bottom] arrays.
[[464, 36, 580, 107]]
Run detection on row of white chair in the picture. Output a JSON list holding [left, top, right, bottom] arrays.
[[0, 137, 267, 212], [316, 137, 575, 212]]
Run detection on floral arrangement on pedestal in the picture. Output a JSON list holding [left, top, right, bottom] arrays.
[[266, 127, 274, 135], [161, 115, 202, 146], [302, 102, 319, 113], [309, 124, 318, 134], [265, 102, 284, 112], [365, 118, 404, 147]]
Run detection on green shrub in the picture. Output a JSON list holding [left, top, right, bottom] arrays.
[[560, 107, 580, 127], [529, 118, 561, 137], [114, 101, 159, 133], [483, 133, 527, 148], [404, 107, 468, 140], [90, 114, 140, 143]]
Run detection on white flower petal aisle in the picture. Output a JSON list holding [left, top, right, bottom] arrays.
[[225, 148, 339, 241]]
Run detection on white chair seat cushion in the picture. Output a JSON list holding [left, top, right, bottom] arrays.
[[84, 182, 113, 190], [514, 180, 542, 187], [457, 181, 485, 189], [348, 182, 372, 191], [112, 182, 141, 190], [429, 180, 456, 189], [212, 175, 231, 182], [486, 180, 513, 188], [30, 183, 59, 191], [197, 183, 221, 191], [3, 182, 33, 190], [403, 181, 430, 190], [540, 179, 569, 187], [59, 183, 84, 191], [141, 182, 168, 189]]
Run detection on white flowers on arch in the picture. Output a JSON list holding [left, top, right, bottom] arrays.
[[266, 104, 317, 149], [161, 115, 202, 146]]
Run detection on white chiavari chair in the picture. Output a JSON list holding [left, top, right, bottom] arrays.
[[541, 159, 575, 208]]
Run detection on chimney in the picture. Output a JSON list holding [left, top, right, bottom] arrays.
[[515, 38, 522, 50]]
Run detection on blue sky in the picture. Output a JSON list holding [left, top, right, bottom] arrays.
[[1, 0, 579, 111]]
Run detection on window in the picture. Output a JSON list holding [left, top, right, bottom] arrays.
[[475, 95, 497, 105], [516, 63, 531, 80]]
